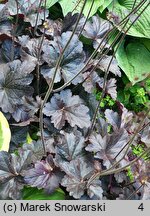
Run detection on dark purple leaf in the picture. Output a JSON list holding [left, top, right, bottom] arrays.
[[87, 179, 103, 199], [105, 109, 121, 131], [43, 89, 91, 129], [24, 155, 62, 193], [86, 129, 129, 169], [0, 21, 12, 37], [41, 31, 85, 85], [0, 4, 9, 22], [0, 60, 34, 113], [21, 139, 55, 163], [97, 55, 121, 77], [141, 125, 150, 147], [39, 18, 62, 37], [55, 129, 85, 163], [7, 0, 49, 27], [131, 159, 150, 184], [61, 158, 94, 199], [142, 183, 150, 200], [12, 96, 42, 122], [82, 71, 100, 93], [83, 15, 112, 50], [116, 187, 139, 200], [114, 172, 127, 183], [11, 126, 28, 146], [62, 13, 85, 34], [97, 78, 117, 100], [1, 39, 20, 62], [0, 150, 32, 199], [19, 37, 44, 65], [105, 107, 133, 131]]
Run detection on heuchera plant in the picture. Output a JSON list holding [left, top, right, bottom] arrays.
[[0, 0, 150, 200]]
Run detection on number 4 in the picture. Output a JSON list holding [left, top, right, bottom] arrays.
[[138, 203, 144, 211]]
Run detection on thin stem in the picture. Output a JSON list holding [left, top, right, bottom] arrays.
[[89, 0, 149, 133], [53, 0, 147, 93], [87, 147, 150, 186], [39, 0, 87, 154], [34, 0, 43, 35], [126, 184, 144, 200], [36, 0, 47, 95], [78, 0, 95, 37], [114, 110, 149, 161], [11, 0, 19, 61]]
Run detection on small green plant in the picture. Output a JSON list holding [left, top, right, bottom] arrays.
[[94, 89, 115, 108], [132, 144, 150, 161], [118, 76, 150, 112], [127, 167, 134, 182]]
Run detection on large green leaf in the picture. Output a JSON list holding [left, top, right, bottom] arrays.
[[115, 40, 150, 85], [46, 0, 59, 8], [99, 0, 113, 13], [22, 187, 65, 200], [108, 0, 150, 38], [0, 112, 11, 152], [59, 0, 103, 17]]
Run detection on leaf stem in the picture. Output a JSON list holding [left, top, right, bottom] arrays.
[[39, 0, 87, 154]]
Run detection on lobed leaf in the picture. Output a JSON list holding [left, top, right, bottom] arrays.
[[43, 89, 91, 129]]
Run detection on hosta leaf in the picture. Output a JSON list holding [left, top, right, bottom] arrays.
[[7, 0, 49, 27], [55, 129, 85, 163], [59, 0, 102, 17], [83, 15, 111, 50], [24, 155, 63, 194], [22, 187, 65, 200], [0, 60, 34, 113], [46, 0, 59, 8], [61, 158, 94, 199], [43, 89, 91, 129], [99, 0, 113, 13], [116, 40, 150, 84], [41, 31, 85, 85], [0, 112, 11, 152], [108, 0, 150, 39], [85, 129, 129, 169]]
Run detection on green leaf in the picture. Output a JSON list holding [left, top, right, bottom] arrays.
[[99, 0, 112, 13], [22, 187, 65, 200], [0, 112, 11, 152], [46, 0, 59, 8], [59, 0, 102, 17], [140, 38, 150, 52], [108, 0, 150, 38], [115, 40, 150, 85], [26, 133, 33, 144]]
